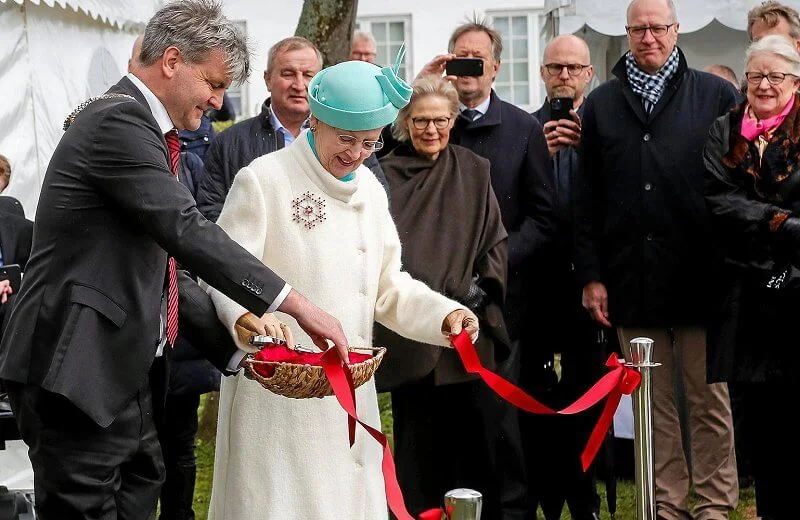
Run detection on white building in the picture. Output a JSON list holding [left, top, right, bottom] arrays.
[[221, 0, 565, 118], [224, 0, 800, 122], [6, 0, 800, 214]]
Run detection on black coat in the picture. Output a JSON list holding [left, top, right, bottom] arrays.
[[529, 101, 587, 356], [575, 49, 738, 327], [0, 209, 33, 333], [196, 99, 390, 222], [704, 98, 800, 383], [178, 115, 215, 162], [450, 90, 556, 340], [0, 77, 287, 427]]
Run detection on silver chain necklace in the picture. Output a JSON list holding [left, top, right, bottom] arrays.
[[63, 93, 136, 131]]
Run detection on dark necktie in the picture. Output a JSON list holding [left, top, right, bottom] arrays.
[[461, 108, 479, 122], [164, 130, 181, 346]]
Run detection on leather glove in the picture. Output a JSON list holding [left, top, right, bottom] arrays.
[[441, 308, 480, 344], [234, 312, 295, 348], [463, 275, 487, 312]]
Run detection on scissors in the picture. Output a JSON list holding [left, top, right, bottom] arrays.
[[249, 335, 319, 353]]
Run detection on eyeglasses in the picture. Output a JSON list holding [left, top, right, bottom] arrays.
[[336, 133, 384, 152], [625, 23, 675, 38], [351, 52, 377, 59], [744, 71, 798, 85], [410, 117, 451, 130], [544, 63, 591, 76]]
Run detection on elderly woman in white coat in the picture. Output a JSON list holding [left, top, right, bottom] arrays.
[[204, 54, 479, 520]]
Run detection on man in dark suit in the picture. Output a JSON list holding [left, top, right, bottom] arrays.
[[417, 19, 556, 520], [0, 2, 348, 519]]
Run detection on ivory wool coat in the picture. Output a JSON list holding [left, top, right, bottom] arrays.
[[205, 132, 463, 520]]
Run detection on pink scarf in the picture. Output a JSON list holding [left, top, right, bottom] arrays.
[[741, 95, 795, 141]]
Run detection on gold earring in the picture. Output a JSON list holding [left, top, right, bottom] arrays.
[[310, 125, 317, 132]]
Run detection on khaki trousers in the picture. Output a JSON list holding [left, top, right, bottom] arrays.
[[617, 326, 738, 520]]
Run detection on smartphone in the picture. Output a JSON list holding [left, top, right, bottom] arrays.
[[549, 97, 574, 122], [0, 264, 22, 293], [445, 57, 484, 77]]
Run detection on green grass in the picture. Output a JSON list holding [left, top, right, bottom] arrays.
[[191, 393, 756, 520]]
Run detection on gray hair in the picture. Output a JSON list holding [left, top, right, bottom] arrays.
[[448, 16, 503, 63], [352, 30, 377, 49], [265, 36, 323, 77], [626, 0, 678, 24], [392, 76, 459, 142], [746, 34, 800, 76], [139, 0, 250, 85], [747, 1, 800, 42]]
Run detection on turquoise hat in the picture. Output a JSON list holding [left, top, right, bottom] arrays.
[[309, 44, 412, 131]]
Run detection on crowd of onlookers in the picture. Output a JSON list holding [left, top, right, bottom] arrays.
[[2, 0, 800, 519]]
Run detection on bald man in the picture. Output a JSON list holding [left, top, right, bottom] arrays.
[[575, 0, 739, 518], [523, 33, 602, 520], [128, 35, 143, 73]]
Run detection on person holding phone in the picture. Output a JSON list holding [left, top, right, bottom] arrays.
[[523, 34, 604, 520], [417, 17, 555, 520]]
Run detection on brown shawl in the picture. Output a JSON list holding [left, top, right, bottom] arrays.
[[374, 142, 509, 389]]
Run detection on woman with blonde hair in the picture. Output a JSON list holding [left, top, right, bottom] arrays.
[[376, 75, 510, 515]]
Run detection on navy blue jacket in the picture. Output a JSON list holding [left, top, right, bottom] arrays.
[[450, 90, 556, 340], [575, 49, 738, 326]]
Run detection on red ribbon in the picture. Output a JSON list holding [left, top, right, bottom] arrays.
[[321, 349, 414, 520], [319, 332, 641, 520], [449, 331, 641, 470], [417, 505, 455, 520]]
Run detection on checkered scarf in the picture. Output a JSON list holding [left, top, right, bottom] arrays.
[[625, 47, 680, 113]]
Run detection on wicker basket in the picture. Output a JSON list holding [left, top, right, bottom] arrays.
[[245, 347, 386, 399]]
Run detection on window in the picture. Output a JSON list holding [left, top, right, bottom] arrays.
[[355, 16, 411, 80], [488, 12, 539, 109], [224, 20, 247, 120]]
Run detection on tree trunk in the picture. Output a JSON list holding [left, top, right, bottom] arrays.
[[295, 0, 359, 67]]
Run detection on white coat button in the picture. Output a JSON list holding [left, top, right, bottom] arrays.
[[644, 182, 652, 191], [643, 133, 651, 142]]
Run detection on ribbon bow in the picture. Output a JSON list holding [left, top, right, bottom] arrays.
[[376, 42, 412, 109], [449, 331, 641, 470]]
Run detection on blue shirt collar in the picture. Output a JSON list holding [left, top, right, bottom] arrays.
[[270, 109, 310, 146]]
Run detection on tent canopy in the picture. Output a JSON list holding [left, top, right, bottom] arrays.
[[0, 0, 160, 216], [559, 0, 800, 36], [1, 0, 155, 28]]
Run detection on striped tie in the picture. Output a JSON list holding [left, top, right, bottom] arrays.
[[164, 130, 181, 346]]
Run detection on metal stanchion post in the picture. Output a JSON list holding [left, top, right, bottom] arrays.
[[443, 488, 482, 520], [624, 337, 661, 520]]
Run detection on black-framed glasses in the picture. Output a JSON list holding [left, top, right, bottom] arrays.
[[410, 117, 451, 130], [336, 133, 384, 152], [544, 63, 591, 76], [745, 71, 798, 85], [625, 23, 675, 38]]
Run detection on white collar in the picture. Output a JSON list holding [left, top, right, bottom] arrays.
[[459, 95, 491, 116], [126, 72, 174, 134]]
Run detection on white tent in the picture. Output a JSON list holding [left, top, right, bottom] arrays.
[[553, 0, 800, 89], [0, 0, 160, 217]]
